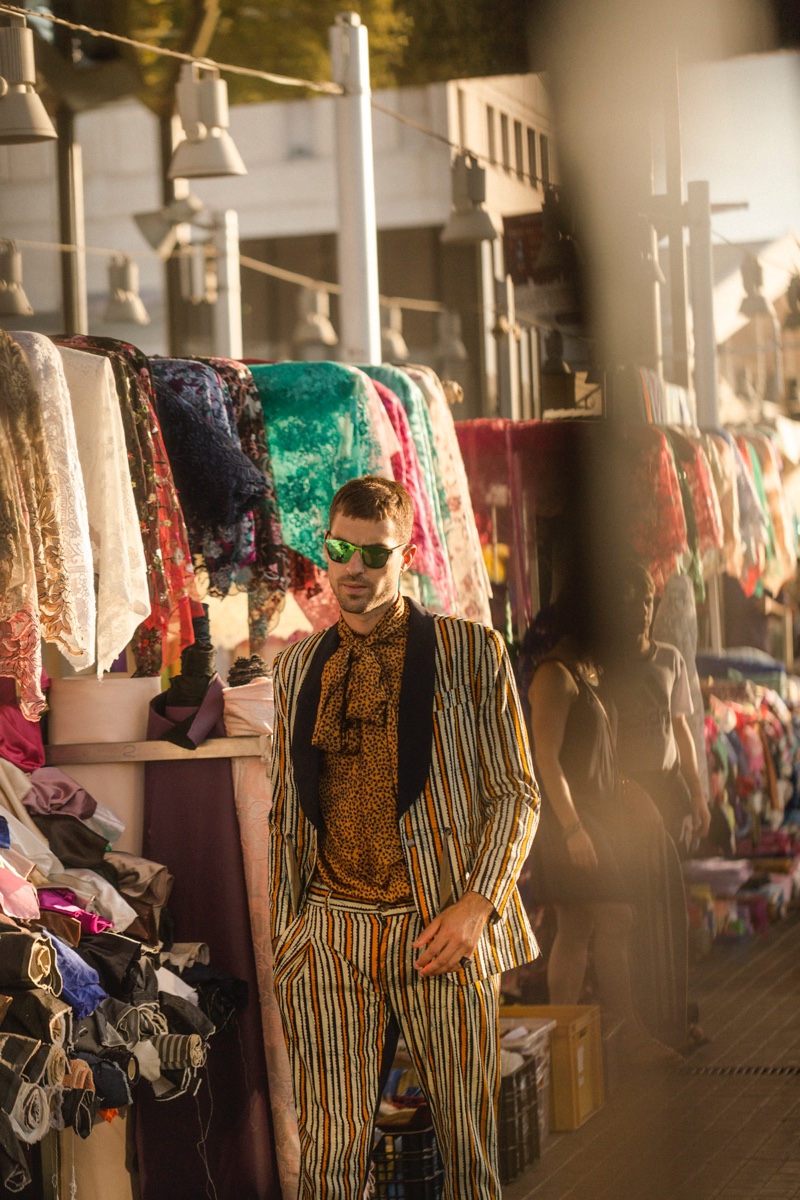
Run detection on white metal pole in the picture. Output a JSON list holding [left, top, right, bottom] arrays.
[[212, 208, 243, 360], [329, 12, 381, 365], [687, 180, 719, 429]]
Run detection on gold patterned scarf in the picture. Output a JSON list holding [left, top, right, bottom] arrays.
[[312, 595, 409, 756]]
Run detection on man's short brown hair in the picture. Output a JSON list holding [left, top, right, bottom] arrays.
[[329, 476, 414, 542]]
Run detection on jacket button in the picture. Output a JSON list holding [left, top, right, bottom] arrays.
[[407, 839, 415, 849]]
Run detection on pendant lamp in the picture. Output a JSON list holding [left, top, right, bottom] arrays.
[[293, 287, 338, 359], [380, 305, 409, 362], [441, 153, 498, 245], [0, 16, 57, 144], [433, 310, 468, 366], [0, 240, 33, 315], [104, 256, 150, 325], [134, 194, 205, 259], [740, 253, 773, 318], [168, 63, 246, 180]]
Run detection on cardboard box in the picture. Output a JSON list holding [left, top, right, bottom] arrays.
[[500, 1005, 604, 1130]]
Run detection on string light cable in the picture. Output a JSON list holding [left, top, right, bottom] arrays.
[[1, 234, 447, 314], [0, 3, 550, 189]]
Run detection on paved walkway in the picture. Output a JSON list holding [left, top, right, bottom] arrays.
[[504, 910, 800, 1200]]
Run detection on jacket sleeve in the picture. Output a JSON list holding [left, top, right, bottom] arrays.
[[466, 626, 540, 918], [269, 649, 299, 945]]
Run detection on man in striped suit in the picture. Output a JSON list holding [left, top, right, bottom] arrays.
[[270, 476, 539, 1199]]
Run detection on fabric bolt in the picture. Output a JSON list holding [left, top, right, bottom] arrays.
[[57, 344, 151, 674], [0, 347, 52, 717], [46, 934, 107, 1020], [150, 358, 265, 596], [49, 869, 137, 933], [0, 861, 39, 921], [9, 1078, 50, 1143], [30, 814, 108, 869], [99, 1045, 140, 1087], [0, 1034, 43, 1082], [159, 943, 209, 972], [2, 845, 37, 882], [0, 331, 83, 663], [275, 894, 502, 1200], [54, 336, 196, 675], [64, 1059, 95, 1092], [1, 811, 63, 883], [223, 675, 299, 1200], [369, 378, 454, 611], [0, 678, 46, 774], [155, 967, 198, 1007], [37, 890, 112, 937], [14, 332, 97, 669], [75, 1054, 132, 1109], [24, 767, 97, 820], [151, 1032, 205, 1070], [103, 852, 172, 907], [84, 800, 126, 849], [251, 361, 386, 567], [133, 1039, 161, 1082], [73, 932, 142, 1002], [163, 970, 237, 1035], [405, 365, 492, 624], [198, 358, 289, 639], [313, 596, 412, 902], [34, 910, 82, 949], [0, 1059, 22, 1114], [0, 931, 57, 991], [42, 1044, 68, 1088], [60, 1086, 95, 1138], [139, 681, 277, 1200], [0, 1105, 31, 1191]]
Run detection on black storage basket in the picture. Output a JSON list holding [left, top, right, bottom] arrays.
[[497, 1056, 541, 1184], [371, 1125, 443, 1200]]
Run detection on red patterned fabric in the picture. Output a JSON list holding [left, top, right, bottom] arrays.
[[624, 427, 688, 594]]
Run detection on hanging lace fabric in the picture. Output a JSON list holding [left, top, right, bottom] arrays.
[[197, 359, 289, 644], [622, 426, 689, 595], [742, 431, 797, 594], [53, 336, 196, 675], [666, 429, 724, 590], [13, 334, 96, 672], [364, 377, 452, 610], [404, 365, 492, 623], [0, 332, 83, 662], [360, 367, 452, 580], [703, 432, 744, 581], [356, 371, 400, 480], [56, 345, 151, 675], [715, 429, 767, 595], [149, 359, 266, 597], [249, 362, 386, 567]]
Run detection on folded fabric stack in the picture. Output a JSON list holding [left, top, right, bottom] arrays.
[[0, 756, 229, 1191]]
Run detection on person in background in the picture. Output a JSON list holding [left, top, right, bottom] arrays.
[[602, 561, 711, 852], [528, 584, 686, 1060], [269, 476, 539, 1199]]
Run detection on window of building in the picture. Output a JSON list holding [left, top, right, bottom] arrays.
[[527, 127, 537, 186], [540, 133, 550, 185], [487, 106, 496, 164], [501, 113, 510, 171], [514, 121, 524, 179]]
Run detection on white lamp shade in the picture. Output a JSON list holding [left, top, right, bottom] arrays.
[[0, 21, 56, 144], [168, 63, 246, 180], [168, 127, 246, 179], [293, 288, 338, 356], [0, 242, 33, 315], [441, 153, 498, 245], [104, 257, 150, 325]]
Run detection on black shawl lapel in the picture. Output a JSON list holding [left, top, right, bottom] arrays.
[[291, 623, 340, 832], [397, 599, 436, 819]]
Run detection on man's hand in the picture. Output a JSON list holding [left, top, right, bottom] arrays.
[[412, 892, 494, 976], [690, 791, 711, 838]]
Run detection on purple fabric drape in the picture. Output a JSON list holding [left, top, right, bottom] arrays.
[[136, 679, 278, 1200]]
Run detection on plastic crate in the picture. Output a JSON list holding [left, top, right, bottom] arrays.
[[501, 1005, 604, 1130], [499, 1015, 556, 1144], [497, 1056, 540, 1184], [372, 1126, 443, 1200]]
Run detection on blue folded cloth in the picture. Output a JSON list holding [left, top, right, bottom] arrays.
[[44, 935, 107, 1020]]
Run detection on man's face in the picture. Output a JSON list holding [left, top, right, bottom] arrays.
[[325, 512, 415, 619], [621, 582, 655, 640]]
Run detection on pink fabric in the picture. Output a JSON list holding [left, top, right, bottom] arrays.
[[0, 862, 39, 921], [372, 380, 454, 610], [222, 679, 299, 1200], [0, 675, 47, 772], [37, 888, 112, 934], [23, 767, 97, 819]]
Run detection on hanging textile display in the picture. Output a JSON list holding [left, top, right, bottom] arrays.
[[250, 361, 386, 568]]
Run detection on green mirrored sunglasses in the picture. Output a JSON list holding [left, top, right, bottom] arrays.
[[324, 537, 407, 569]]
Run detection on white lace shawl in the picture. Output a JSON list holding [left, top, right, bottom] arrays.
[[57, 344, 151, 674], [14, 332, 96, 669]]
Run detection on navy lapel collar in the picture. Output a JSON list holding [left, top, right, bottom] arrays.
[[397, 599, 436, 819], [291, 623, 340, 832]]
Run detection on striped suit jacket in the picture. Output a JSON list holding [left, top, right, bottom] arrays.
[[269, 599, 540, 981]]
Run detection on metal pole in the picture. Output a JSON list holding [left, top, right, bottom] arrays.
[[495, 274, 521, 420], [56, 107, 88, 335], [664, 53, 691, 390], [329, 12, 381, 364], [687, 180, 719, 428], [212, 209, 243, 360]]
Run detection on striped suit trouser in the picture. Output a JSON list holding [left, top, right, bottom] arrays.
[[274, 888, 501, 1200]]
